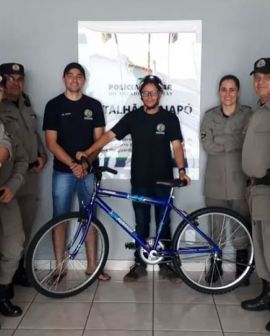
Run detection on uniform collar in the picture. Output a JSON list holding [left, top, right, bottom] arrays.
[[220, 103, 239, 118], [2, 95, 24, 109], [257, 99, 270, 111]]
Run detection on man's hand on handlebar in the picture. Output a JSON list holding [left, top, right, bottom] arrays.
[[179, 171, 191, 185], [68, 152, 90, 178], [76, 151, 87, 161]]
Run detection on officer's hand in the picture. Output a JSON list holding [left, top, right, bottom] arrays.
[[0, 186, 14, 203], [32, 156, 47, 173]]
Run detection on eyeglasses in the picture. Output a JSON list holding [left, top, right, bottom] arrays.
[[141, 90, 159, 98]]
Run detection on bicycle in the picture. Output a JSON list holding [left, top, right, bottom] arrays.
[[26, 166, 254, 298]]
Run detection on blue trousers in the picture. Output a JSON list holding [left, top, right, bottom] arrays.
[[131, 185, 171, 265]]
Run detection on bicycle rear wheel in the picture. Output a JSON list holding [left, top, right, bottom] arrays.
[[26, 212, 109, 298], [172, 207, 254, 294]]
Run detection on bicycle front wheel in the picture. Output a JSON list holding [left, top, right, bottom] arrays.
[[26, 212, 109, 298], [172, 207, 254, 294]]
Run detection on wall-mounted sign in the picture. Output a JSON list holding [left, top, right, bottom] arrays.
[[78, 21, 202, 179]]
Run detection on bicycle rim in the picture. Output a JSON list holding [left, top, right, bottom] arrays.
[[27, 212, 108, 298], [172, 207, 254, 294]]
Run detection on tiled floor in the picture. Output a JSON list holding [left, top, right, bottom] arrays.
[[0, 270, 270, 335]]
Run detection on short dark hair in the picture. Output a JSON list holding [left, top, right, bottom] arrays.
[[219, 74, 240, 90]]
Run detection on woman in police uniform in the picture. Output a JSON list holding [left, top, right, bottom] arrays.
[[200, 74, 252, 285]]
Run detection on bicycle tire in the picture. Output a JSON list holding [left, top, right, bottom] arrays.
[[172, 207, 254, 294], [26, 212, 109, 298]]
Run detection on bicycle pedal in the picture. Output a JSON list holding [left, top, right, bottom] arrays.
[[125, 242, 136, 250]]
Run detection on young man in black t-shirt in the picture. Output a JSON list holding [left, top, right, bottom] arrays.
[[76, 75, 190, 281], [43, 62, 110, 281]]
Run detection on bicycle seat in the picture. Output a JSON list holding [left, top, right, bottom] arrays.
[[156, 179, 187, 188]]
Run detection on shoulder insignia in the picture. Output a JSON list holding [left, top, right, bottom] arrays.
[[200, 131, 206, 139], [205, 106, 220, 114]]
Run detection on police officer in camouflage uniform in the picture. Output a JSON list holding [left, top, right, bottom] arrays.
[[0, 74, 12, 165], [201, 74, 252, 285], [0, 73, 28, 317], [0, 122, 11, 165], [0, 63, 47, 286], [241, 59, 270, 328]]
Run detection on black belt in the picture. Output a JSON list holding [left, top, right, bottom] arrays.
[[28, 161, 38, 170], [247, 169, 270, 186]]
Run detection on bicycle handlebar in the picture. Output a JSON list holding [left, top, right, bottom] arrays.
[[80, 157, 118, 176], [80, 157, 186, 186], [93, 166, 118, 175], [156, 179, 187, 188]]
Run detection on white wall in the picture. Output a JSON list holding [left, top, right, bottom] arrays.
[[0, 0, 268, 261]]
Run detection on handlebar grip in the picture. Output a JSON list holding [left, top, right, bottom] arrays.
[[100, 166, 118, 175], [80, 162, 118, 176], [80, 156, 91, 166], [178, 179, 188, 187]]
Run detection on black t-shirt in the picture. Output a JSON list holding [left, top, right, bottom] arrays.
[[43, 93, 105, 172], [111, 106, 183, 187]]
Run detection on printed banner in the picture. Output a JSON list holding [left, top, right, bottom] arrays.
[[78, 21, 202, 179]]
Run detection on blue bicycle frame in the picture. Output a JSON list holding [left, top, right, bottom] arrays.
[[82, 183, 222, 258]]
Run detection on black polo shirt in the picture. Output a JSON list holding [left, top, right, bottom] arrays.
[[111, 106, 183, 187], [43, 93, 105, 172]]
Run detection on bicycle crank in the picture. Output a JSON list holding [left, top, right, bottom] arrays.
[[139, 239, 165, 265]]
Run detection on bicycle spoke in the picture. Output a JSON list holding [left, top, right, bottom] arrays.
[[27, 213, 109, 298], [172, 207, 254, 294]]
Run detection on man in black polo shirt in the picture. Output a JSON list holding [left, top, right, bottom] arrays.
[[76, 75, 190, 281], [43, 62, 110, 281]]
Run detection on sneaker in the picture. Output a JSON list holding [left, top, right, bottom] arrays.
[[123, 264, 147, 282], [159, 264, 180, 281]]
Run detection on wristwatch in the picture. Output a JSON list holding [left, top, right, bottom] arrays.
[[178, 167, 186, 174]]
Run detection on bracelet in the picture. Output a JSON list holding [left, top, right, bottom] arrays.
[[178, 167, 186, 174], [69, 160, 76, 168]]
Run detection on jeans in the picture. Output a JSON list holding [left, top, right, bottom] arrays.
[[131, 185, 171, 265], [52, 171, 95, 216]]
